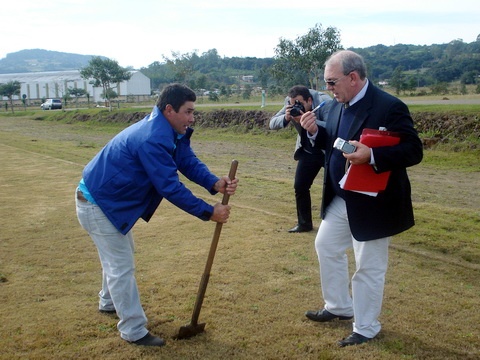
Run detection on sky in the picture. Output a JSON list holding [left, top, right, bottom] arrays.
[[1, 0, 479, 69]]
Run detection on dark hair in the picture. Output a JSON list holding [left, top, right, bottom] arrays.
[[325, 50, 367, 79], [156, 83, 196, 112], [288, 85, 312, 101]]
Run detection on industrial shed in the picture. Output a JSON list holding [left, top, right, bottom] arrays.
[[0, 70, 151, 104]]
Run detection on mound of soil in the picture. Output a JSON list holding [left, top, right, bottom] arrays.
[[67, 109, 480, 145], [411, 112, 480, 142]]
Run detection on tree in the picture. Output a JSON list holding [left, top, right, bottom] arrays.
[[0, 81, 21, 114], [67, 87, 88, 107], [80, 56, 131, 108], [460, 70, 478, 85], [271, 23, 342, 90], [390, 66, 405, 95], [257, 65, 270, 89], [208, 91, 219, 102], [162, 51, 197, 84], [404, 76, 417, 93], [242, 84, 252, 100]]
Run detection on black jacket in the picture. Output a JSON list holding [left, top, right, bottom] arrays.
[[316, 82, 423, 241]]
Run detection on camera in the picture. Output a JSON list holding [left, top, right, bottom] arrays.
[[333, 137, 356, 154], [289, 100, 305, 117]]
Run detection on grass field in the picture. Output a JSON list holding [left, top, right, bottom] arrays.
[[0, 112, 479, 360]]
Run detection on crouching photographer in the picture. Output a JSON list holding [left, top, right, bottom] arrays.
[[269, 85, 331, 233]]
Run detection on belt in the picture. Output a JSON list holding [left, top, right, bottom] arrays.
[[76, 190, 88, 202]]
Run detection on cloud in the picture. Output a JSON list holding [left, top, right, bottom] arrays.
[[0, 0, 478, 68]]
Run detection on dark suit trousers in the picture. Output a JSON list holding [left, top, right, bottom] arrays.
[[294, 149, 324, 228]]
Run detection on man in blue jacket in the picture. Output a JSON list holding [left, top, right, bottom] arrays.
[[75, 83, 238, 347]]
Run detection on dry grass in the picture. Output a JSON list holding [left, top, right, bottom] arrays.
[[0, 116, 479, 359]]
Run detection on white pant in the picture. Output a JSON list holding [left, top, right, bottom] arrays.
[[314, 196, 390, 338], [75, 192, 148, 342]]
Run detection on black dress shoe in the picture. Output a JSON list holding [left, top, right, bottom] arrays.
[[338, 332, 372, 347], [305, 308, 353, 322], [99, 309, 116, 314], [130, 332, 166, 347], [288, 225, 313, 233]]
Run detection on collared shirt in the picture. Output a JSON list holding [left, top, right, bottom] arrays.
[[307, 79, 377, 165], [78, 178, 97, 204], [347, 79, 369, 107], [309, 79, 370, 141]]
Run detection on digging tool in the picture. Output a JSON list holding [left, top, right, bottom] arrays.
[[175, 160, 238, 340]]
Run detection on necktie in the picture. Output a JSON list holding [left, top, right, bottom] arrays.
[[328, 105, 354, 198], [337, 107, 354, 140]]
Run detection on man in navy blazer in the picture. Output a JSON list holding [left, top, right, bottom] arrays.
[[300, 50, 423, 347]]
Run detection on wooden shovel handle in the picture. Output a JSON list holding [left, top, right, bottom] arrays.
[[221, 159, 238, 205], [190, 160, 238, 326]]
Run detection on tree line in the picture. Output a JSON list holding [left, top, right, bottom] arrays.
[[139, 24, 480, 97], [2, 24, 479, 107]]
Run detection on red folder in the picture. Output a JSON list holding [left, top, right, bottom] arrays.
[[343, 129, 400, 193]]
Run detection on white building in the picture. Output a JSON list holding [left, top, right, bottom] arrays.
[[0, 70, 151, 103]]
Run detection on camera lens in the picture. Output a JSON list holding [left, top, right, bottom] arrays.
[[290, 101, 305, 117]]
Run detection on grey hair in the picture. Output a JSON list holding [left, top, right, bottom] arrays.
[[325, 50, 367, 80]]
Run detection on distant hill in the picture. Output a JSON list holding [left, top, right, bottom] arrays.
[[0, 49, 104, 74]]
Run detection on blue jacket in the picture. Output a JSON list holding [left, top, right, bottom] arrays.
[[83, 106, 219, 235]]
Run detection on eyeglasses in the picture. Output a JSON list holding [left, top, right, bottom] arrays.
[[324, 72, 352, 87]]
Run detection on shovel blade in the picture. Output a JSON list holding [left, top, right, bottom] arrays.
[[175, 322, 206, 340]]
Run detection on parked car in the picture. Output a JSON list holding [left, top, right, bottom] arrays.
[[41, 99, 62, 110]]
